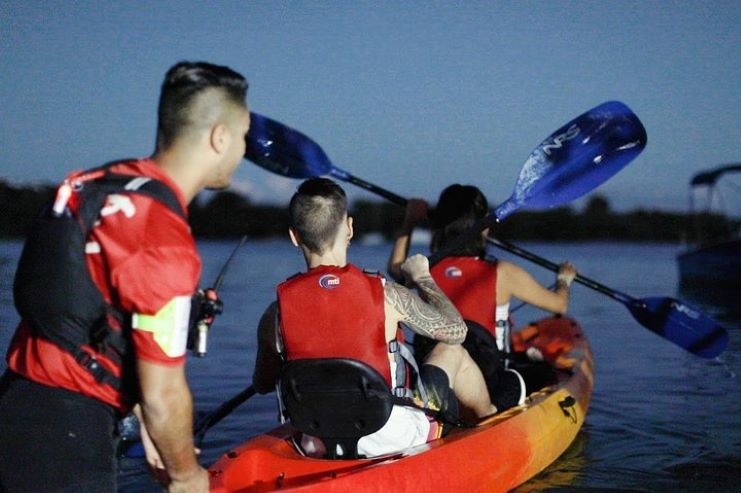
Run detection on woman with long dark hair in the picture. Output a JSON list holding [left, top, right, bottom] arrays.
[[388, 184, 576, 411]]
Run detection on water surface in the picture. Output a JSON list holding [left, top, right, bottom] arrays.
[[1, 240, 738, 492]]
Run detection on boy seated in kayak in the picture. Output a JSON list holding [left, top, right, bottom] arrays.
[[387, 185, 577, 411], [252, 178, 497, 458]]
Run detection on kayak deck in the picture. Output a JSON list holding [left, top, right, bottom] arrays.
[[209, 316, 593, 492]]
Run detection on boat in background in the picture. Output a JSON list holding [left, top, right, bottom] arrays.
[[208, 316, 593, 493], [677, 163, 741, 289]]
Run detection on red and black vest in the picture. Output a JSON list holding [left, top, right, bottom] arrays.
[[277, 264, 408, 392], [430, 256, 498, 337], [12, 166, 185, 391]]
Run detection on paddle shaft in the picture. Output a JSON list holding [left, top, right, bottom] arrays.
[[486, 236, 729, 358], [329, 168, 407, 206], [194, 385, 256, 445], [331, 167, 496, 266], [328, 165, 499, 266], [486, 236, 636, 306]]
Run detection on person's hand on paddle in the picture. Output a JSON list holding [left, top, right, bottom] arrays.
[[401, 198, 429, 231], [400, 254, 432, 283], [556, 262, 577, 289]]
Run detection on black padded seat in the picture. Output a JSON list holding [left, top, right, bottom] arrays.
[[280, 358, 395, 459]]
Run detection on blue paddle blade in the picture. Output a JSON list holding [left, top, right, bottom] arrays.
[[245, 112, 334, 178], [495, 101, 647, 220], [627, 297, 730, 358]]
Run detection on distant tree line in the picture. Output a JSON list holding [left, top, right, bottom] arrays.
[[1, 180, 736, 243]]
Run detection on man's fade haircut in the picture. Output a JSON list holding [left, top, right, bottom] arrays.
[[430, 184, 489, 257], [289, 178, 348, 254], [157, 61, 248, 149]]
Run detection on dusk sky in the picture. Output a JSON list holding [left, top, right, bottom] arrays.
[[2, 1, 739, 214]]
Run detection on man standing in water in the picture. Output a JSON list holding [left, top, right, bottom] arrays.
[[0, 61, 250, 492], [253, 178, 497, 458]]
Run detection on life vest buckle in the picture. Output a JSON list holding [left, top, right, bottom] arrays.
[[75, 350, 94, 366], [74, 350, 107, 382], [393, 386, 411, 398]]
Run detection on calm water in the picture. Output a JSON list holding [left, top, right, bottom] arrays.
[[1, 239, 739, 492]]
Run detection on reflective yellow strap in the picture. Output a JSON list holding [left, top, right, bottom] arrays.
[[132, 295, 191, 357]]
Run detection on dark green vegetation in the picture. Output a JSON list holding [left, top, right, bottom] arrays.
[[1, 180, 736, 242]]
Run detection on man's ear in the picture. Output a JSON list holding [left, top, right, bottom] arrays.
[[347, 216, 354, 241], [288, 227, 300, 247], [209, 123, 230, 154]]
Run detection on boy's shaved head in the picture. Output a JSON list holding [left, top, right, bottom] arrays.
[[289, 178, 348, 254]]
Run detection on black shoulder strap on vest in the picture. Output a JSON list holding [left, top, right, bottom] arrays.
[[83, 171, 185, 222], [388, 339, 428, 406]]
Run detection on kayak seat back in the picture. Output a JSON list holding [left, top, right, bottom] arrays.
[[280, 358, 394, 459]]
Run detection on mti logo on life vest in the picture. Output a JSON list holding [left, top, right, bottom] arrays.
[[319, 274, 341, 289], [444, 266, 463, 278]]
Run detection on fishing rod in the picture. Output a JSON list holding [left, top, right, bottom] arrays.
[[191, 235, 247, 357]]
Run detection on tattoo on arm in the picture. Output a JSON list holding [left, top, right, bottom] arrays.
[[385, 278, 466, 344]]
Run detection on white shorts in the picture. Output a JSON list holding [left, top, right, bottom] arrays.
[[300, 404, 431, 458]]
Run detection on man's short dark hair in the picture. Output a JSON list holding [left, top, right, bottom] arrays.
[[157, 61, 248, 149], [289, 178, 347, 254]]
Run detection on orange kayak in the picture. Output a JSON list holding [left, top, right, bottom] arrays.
[[209, 316, 594, 493]]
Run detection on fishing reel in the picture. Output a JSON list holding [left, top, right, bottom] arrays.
[[188, 287, 224, 357]]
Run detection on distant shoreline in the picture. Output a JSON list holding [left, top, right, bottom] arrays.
[[2, 181, 737, 243]]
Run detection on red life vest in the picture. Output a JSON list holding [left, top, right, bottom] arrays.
[[430, 256, 498, 336], [277, 264, 402, 389]]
